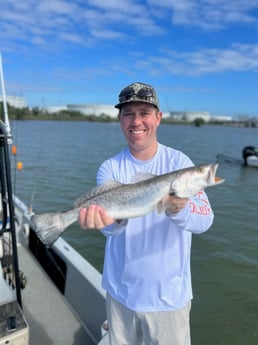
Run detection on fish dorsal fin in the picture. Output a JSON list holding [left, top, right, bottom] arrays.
[[74, 180, 123, 207], [130, 172, 156, 184]]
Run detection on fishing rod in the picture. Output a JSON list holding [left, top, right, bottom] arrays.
[[0, 53, 22, 307], [0, 53, 12, 143]]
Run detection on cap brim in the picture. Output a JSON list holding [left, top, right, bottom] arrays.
[[114, 99, 159, 109]]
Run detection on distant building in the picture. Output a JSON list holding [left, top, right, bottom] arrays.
[[44, 106, 68, 113], [162, 111, 170, 119], [67, 104, 117, 118], [0, 95, 27, 109], [170, 111, 211, 122], [210, 115, 233, 122]]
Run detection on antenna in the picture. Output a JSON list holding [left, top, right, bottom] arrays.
[[0, 53, 12, 143]]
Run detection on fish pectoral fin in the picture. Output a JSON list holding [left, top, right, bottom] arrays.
[[156, 196, 171, 214]]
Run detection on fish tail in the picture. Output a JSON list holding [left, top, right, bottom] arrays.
[[31, 211, 73, 247]]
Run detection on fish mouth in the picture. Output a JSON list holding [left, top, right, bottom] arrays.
[[208, 164, 225, 185]]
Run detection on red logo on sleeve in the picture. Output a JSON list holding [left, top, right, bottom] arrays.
[[189, 191, 211, 215]]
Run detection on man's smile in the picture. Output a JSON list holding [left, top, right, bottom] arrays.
[[129, 129, 147, 134]]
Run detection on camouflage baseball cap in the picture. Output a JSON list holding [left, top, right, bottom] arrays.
[[115, 82, 159, 110]]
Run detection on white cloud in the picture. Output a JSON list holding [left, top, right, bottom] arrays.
[[1, 0, 258, 54], [1, 0, 258, 83], [90, 29, 126, 40], [0, 0, 163, 52], [148, 0, 258, 29], [101, 42, 257, 79], [145, 43, 258, 76]]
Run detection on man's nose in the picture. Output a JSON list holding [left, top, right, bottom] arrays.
[[131, 113, 142, 123]]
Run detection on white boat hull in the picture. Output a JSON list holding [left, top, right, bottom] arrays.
[[247, 155, 258, 167]]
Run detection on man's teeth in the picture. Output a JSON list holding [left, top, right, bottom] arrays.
[[130, 130, 145, 134]]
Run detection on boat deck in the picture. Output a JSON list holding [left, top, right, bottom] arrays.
[[18, 243, 94, 345]]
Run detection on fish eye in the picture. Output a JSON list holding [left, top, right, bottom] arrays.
[[198, 167, 204, 173]]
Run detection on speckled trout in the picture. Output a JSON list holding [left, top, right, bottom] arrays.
[[31, 164, 224, 247]]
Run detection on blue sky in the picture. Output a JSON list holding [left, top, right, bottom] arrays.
[[1, 0, 258, 117]]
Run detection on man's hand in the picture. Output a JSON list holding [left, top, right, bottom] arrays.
[[164, 195, 189, 214], [78, 204, 115, 230]]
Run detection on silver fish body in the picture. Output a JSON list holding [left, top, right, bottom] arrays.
[[31, 163, 224, 246]]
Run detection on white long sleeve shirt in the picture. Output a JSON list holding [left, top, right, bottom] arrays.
[[97, 143, 214, 312]]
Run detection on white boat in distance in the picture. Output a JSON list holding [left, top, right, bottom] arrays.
[[0, 53, 109, 345], [242, 146, 258, 168], [216, 146, 258, 168]]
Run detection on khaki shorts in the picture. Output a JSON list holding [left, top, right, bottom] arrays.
[[106, 294, 191, 345]]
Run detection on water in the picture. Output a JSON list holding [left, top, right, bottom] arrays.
[[11, 120, 258, 344]]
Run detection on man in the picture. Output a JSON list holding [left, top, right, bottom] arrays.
[[79, 82, 214, 345]]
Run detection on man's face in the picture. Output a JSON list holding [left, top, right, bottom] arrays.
[[118, 102, 162, 156]]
